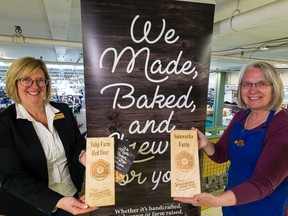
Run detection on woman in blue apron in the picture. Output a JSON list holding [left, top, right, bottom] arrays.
[[222, 109, 288, 215], [174, 62, 288, 215]]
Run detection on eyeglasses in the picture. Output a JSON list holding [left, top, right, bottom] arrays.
[[17, 77, 49, 87], [241, 81, 272, 89]]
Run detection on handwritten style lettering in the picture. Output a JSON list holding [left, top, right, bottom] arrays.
[[97, 14, 201, 191], [129, 111, 175, 134], [99, 47, 198, 83], [111, 132, 169, 164], [99, 14, 198, 83], [100, 83, 196, 112], [130, 15, 179, 44]]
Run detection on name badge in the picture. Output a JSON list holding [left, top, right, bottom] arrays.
[[54, 113, 65, 120]]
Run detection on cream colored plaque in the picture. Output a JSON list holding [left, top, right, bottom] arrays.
[[170, 130, 201, 197], [85, 137, 115, 207]]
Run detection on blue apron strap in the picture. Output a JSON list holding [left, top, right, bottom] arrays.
[[261, 110, 276, 129], [239, 109, 251, 122]]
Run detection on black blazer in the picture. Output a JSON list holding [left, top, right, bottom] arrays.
[[0, 102, 86, 216]]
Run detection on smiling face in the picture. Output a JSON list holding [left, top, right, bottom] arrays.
[[241, 67, 273, 111], [17, 68, 47, 109]]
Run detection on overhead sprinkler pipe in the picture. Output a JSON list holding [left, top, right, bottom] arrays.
[[213, 0, 288, 35], [0, 34, 82, 48]]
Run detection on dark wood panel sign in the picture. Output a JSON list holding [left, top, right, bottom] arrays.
[[81, 0, 215, 215]]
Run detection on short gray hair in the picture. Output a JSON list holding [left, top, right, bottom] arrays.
[[236, 62, 284, 110]]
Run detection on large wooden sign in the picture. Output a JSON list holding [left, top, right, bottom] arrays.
[[81, 0, 214, 215]]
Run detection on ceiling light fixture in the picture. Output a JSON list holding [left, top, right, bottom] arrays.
[[258, 45, 269, 51], [275, 63, 288, 69]]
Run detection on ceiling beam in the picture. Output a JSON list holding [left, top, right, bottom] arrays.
[[43, 0, 73, 62]]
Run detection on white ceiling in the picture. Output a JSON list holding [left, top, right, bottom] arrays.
[[211, 0, 288, 71], [0, 0, 288, 79]]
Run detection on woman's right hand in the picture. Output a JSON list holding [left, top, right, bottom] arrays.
[[79, 151, 86, 166], [55, 196, 97, 215], [192, 127, 215, 156], [191, 127, 208, 149]]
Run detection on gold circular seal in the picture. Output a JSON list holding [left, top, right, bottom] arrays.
[[91, 159, 110, 181], [176, 151, 194, 172]]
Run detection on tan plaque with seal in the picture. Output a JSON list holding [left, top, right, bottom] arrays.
[[170, 130, 201, 197], [85, 137, 115, 207]]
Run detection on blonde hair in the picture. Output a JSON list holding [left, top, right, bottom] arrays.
[[6, 57, 51, 104], [236, 62, 284, 110]]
